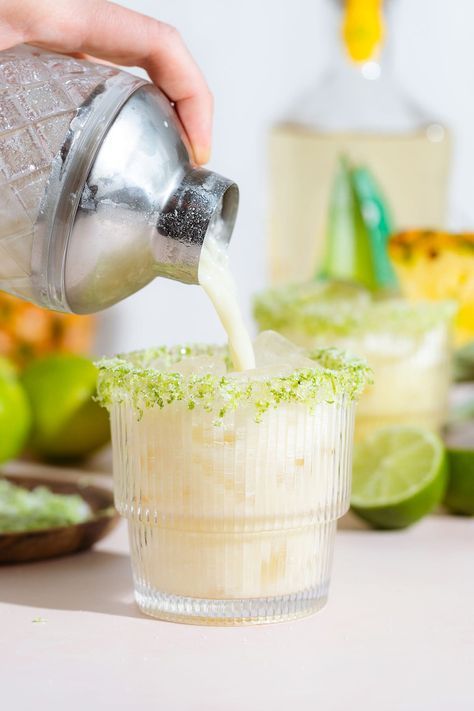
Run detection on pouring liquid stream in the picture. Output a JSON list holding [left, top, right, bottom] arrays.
[[198, 219, 255, 372]]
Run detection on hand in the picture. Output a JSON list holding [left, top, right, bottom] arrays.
[[0, 0, 213, 164]]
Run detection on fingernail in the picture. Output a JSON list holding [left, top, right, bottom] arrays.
[[194, 144, 211, 165]]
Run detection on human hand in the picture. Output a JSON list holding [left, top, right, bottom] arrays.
[[0, 0, 213, 164]]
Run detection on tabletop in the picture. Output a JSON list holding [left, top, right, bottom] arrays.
[[1, 458, 473, 711]]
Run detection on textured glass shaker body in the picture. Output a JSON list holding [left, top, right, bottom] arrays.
[[0, 46, 121, 303], [110, 398, 356, 625]]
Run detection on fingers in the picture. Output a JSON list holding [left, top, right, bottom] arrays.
[[1, 0, 213, 164], [141, 23, 214, 165]]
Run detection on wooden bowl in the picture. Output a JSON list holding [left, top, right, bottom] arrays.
[[0, 475, 119, 565]]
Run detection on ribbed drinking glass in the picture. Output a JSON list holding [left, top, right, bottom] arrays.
[[97, 341, 370, 625]]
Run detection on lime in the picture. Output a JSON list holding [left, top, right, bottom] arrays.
[[0, 360, 31, 464], [0, 356, 18, 379], [351, 426, 448, 529], [444, 422, 474, 515], [22, 354, 110, 461]]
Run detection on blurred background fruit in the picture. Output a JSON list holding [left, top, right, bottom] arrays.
[[389, 230, 474, 347], [444, 418, 474, 516], [22, 355, 110, 462], [0, 357, 31, 464], [351, 426, 448, 529], [0, 293, 95, 369]]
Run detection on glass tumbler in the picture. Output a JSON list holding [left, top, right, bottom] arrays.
[[97, 343, 369, 625]]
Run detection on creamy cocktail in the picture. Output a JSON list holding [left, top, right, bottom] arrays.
[[97, 334, 369, 624], [98, 220, 370, 624], [254, 282, 455, 440]]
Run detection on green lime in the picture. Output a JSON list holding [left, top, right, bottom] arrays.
[[444, 423, 474, 515], [351, 426, 448, 529], [0, 356, 18, 379], [0, 361, 31, 464], [22, 354, 110, 461]]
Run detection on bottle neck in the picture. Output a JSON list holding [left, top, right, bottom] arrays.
[[336, 0, 394, 82], [290, 0, 434, 133], [341, 0, 386, 65]]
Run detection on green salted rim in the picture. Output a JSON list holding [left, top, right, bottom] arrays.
[[95, 343, 372, 422], [253, 281, 456, 339]]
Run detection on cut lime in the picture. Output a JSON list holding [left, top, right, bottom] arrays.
[[351, 426, 448, 529], [444, 422, 474, 515]]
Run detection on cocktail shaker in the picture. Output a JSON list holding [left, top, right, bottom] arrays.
[[0, 45, 238, 313]]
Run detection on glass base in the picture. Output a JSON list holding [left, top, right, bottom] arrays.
[[134, 581, 329, 626]]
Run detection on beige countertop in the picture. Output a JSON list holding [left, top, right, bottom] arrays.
[[1, 459, 473, 711]]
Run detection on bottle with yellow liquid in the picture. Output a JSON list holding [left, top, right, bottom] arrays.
[[268, 0, 451, 285]]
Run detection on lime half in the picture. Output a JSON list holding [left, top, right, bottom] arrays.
[[351, 426, 448, 529]]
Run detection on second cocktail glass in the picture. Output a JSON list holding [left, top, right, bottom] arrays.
[[254, 283, 455, 439]]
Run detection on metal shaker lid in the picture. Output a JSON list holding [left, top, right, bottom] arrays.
[[155, 168, 239, 284], [63, 84, 239, 313]]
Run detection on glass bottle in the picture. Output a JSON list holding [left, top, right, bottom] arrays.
[[267, 0, 451, 286]]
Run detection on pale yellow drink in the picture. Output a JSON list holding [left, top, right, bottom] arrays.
[[268, 125, 451, 286], [198, 217, 255, 371]]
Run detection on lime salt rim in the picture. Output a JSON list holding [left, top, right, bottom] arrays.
[[254, 282, 457, 339], [95, 343, 372, 421]]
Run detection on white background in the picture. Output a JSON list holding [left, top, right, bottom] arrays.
[[97, 0, 474, 355]]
